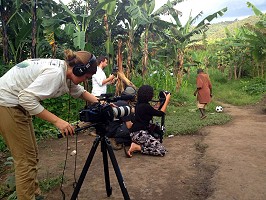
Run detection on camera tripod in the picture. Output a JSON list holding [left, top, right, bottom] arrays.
[[71, 123, 130, 200]]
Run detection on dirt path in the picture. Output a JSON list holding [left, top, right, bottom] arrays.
[[202, 103, 266, 200], [36, 101, 266, 200], [2, 101, 265, 200], [38, 133, 203, 200]]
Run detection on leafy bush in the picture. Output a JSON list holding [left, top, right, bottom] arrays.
[[209, 68, 228, 84], [0, 63, 13, 77], [34, 94, 85, 138], [0, 136, 7, 152], [240, 78, 266, 95]]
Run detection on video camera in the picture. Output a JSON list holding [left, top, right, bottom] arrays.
[[79, 94, 133, 124], [158, 90, 171, 110], [112, 64, 118, 75]]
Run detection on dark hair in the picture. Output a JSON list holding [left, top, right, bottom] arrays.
[[97, 55, 108, 65], [137, 85, 154, 103], [197, 68, 204, 74]]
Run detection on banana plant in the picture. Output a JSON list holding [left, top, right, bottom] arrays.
[[156, 7, 227, 91], [58, 0, 114, 50], [0, 0, 31, 63], [241, 2, 266, 77], [99, 0, 116, 59], [125, 0, 184, 76]]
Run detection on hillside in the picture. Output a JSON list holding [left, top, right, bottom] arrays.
[[205, 15, 259, 41]]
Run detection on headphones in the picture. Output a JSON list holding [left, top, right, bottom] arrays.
[[72, 54, 97, 77]]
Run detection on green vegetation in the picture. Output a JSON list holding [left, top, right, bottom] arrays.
[[39, 175, 63, 192], [206, 16, 260, 41], [0, 0, 264, 150], [0, 0, 265, 196], [164, 104, 232, 135]]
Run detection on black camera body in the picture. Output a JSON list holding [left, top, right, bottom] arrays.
[[158, 90, 171, 110], [80, 103, 114, 123], [79, 95, 132, 124], [112, 64, 118, 75]]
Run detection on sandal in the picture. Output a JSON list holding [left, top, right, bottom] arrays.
[[201, 115, 207, 120]]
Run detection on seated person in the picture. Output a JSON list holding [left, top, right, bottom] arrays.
[[106, 86, 137, 150], [126, 85, 171, 157]]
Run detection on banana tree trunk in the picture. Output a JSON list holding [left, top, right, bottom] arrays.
[[126, 40, 132, 78], [0, 3, 9, 64], [115, 40, 125, 95], [176, 49, 184, 92], [115, 40, 136, 95], [142, 29, 149, 77], [31, 0, 37, 58], [261, 64, 264, 78], [234, 65, 237, 80]]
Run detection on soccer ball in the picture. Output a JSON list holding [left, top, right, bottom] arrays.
[[215, 106, 223, 113]]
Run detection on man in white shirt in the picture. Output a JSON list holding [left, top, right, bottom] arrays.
[[91, 55, 116, 96]]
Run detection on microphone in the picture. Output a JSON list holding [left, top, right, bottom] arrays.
[[99, 93, 114, 98], [97, 93, 135, 102], [106, 95, 135, 102], [117, 94, 135, 101]]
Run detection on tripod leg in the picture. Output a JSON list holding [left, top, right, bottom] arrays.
[[105, 137, 131, 200], [101, 137, 112, 197], [71, 136, 101, 200]]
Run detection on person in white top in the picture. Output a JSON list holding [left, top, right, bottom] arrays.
[[0, 49, 98, 200], [91, 55, 116, 96]]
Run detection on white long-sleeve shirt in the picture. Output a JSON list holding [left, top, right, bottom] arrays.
[[91, 66, 107, 96], [0, 59, 85, 115]]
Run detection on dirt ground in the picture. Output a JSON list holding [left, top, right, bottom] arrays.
[[1, 98, 266, 200]]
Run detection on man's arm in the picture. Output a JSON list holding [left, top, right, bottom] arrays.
[[102, 74, 115, 85]]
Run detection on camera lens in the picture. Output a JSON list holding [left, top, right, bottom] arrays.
[[112, 106, 131, 118]]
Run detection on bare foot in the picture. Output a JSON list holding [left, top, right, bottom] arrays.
[[127, 142, 141, 157]]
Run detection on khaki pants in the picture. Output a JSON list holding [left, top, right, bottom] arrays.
[[0, 106, 41, 200]]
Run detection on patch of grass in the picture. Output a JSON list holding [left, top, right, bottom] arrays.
[[39, 175, 63, 192], [0, 157, 15, 199], [213, 79, 265, 106], [161, 104, 232, 136]]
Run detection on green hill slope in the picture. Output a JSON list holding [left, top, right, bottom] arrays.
[[206, 15, 259, 41]]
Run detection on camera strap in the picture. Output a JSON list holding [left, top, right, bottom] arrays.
[[59, 82, 79, 200]]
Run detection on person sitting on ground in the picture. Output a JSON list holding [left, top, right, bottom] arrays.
[[126, 85, 171, 158], [193, 68, 212, 119], [107, 86, 137, 150], [0, 49, 98, 200]]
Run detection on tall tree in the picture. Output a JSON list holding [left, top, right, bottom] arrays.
[[0, 0, 9, 63], [31, 0, 37, 58], [242, 2, 266, 77], [156, 7, 227, 91]]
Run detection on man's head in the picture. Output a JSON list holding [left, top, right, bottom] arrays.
[[197, 68, 204, 74], [121, 86, 137, 97], [97, 55, 108, 69]]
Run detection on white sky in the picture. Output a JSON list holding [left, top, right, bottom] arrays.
[[56, 0, 266, 24], [155, 0, 266, 24]]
